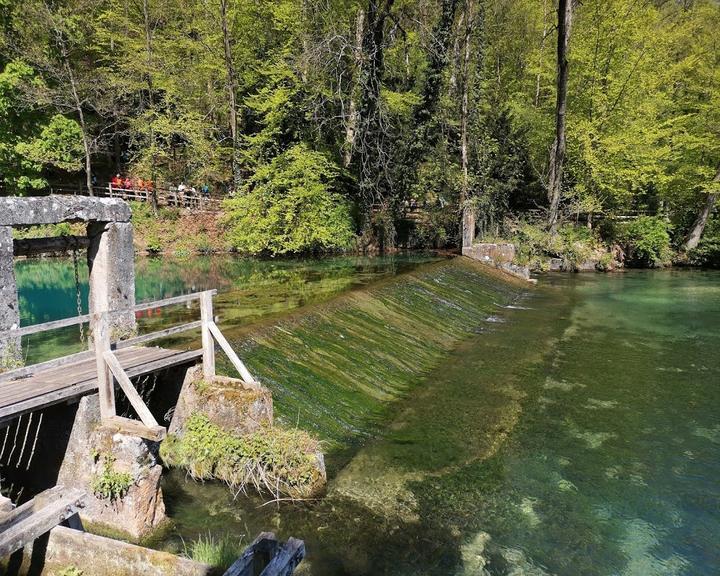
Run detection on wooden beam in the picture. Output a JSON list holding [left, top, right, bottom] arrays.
[[99, 415, 166, 441], [200, 291, 216, 381], [116, 320, 202, 349], [13, 235, 90, 257], [0, 486, 86, 558], [208, 322, 256, 384], [223, 533, 278, 576], [132, 289, 217, 313], [0, 349, 95, 384], [0, 313, 91, 341], [103, 350, 159, 429], [93, 313, 115, 419], [259, 538, 305, 576]]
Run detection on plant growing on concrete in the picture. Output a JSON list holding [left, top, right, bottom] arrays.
[[55, 567, 83, 576], [90, 454, 133, 502], [160, 413, 323, 499], [183, 533, 243, 573]]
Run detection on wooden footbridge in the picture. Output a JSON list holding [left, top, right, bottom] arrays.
[[0, 196, 261, 565]]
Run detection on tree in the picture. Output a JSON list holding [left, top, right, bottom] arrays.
[[547, 0, 572, 233]]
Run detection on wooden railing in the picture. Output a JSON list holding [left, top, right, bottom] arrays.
[[47, 183, 223, 212], [1, 290, 256, 438]]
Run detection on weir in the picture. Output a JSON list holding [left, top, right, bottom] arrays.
[[0, 196, 304, 575]]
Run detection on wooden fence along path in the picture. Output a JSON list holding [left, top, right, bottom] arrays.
[[47, 183, 223, 212]]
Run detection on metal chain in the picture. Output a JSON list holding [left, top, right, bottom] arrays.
[[72, 248, 85, 344]]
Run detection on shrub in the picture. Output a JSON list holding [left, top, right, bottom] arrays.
[[687, 235, 720, 268], [184, 533, 244, 573], [223, 144, 355, 255], [618, 216, 672, 267], [90, 455, 133, 502], [160, 413, 323, 499], [509, 221, 601, 270]]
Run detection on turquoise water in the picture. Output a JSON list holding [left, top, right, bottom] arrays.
[[14, 257, 720, 575], [161, 267, 720, 576], [13, 253, 441, 363]]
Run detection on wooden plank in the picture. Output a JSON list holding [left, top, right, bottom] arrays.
[[116, 321, 202, 349], [0, 487, 86, 558], [208, 322, 256, 384], [0, 350, 95, 384], [132, 290, 217, 313], [223, 532, 278, 576], [259, 538, 305, 576], [99, 415, 166, 441], [0, 314, 91, 340], [13, 235, 90, 257], [200, 292, 216, 381], [104, 351, 159, 428], [124, 349, 202, 378], [93, 313, 115, 419]]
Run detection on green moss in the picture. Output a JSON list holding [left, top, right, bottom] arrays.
[[54, 567, 84, 576], [90, 454, 133, 502], [160, 413, 322, 499]]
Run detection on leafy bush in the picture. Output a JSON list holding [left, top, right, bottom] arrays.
[[509, 221, 601, 270], [618, 216, 672, 267], [90, 455, 133, 502], [687, 235, 720, 268], [223, 144, 355, 255], [160, 413, 323, 499], [184, 533, 244, 573]]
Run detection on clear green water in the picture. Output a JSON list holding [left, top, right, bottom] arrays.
[[161, 267, 720, 576], [13, 252, 441, 364], [16, 257, 720, 575]]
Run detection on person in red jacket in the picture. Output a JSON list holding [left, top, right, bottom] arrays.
[[123, 176, 133, 190]]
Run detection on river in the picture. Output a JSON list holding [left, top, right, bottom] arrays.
[[14, 256, 720, 575]]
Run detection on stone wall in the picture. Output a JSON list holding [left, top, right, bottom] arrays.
[[0, 226, 20, 369], [57, 395, 166, 540], [462, 243, 532, 282]]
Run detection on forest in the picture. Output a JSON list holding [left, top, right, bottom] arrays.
[[0, 0, 718, 266]]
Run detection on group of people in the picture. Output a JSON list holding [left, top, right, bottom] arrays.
[[110, 174, 155, 192]]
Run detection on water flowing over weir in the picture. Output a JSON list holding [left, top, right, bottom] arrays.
[[214, 258, 527, 455]]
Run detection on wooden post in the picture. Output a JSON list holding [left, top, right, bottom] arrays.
[[200, 291, 215, 381], [92, 312, 115, 419]]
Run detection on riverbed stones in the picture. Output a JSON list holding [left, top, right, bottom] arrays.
[[57, 394, 166, 540]]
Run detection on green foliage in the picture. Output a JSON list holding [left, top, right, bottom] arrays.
[[617, 216, 673, 268], [224, 144, 355, 255], [16, 114, 84, 172], [90, 454, 133, 502], [160, 412, 323, 499], [183, 533, 244, 573], [687, 220, 720, 268], [510, 221, 603, 270]]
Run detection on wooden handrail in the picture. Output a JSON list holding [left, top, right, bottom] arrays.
[[0, 290, 217, 340]]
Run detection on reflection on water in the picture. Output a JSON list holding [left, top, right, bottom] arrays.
[[14, 252, 442, 364], [161, 268, 720, 576]]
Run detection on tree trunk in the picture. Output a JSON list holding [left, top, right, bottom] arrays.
[[681, 167, 720, 252], [344, 8, 365, 168], [63, 57, 93, 197], [460, 0, 475, 249], [220, 0, 240, 191], [547, 0, 573, 234], [143, 0, 159, 212]]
